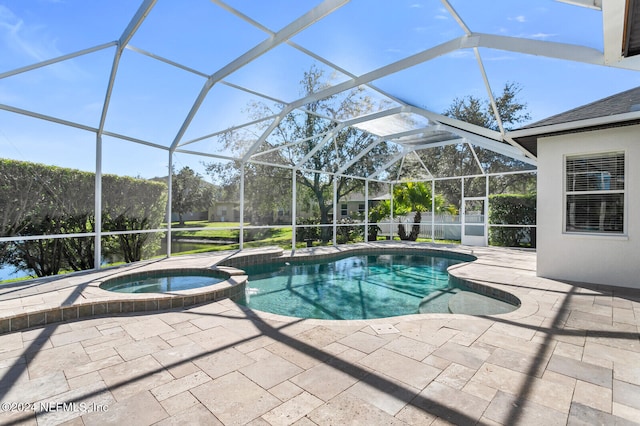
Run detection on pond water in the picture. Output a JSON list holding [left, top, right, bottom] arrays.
[[0, 264, 28, 281], [0, 240, 224, 282]]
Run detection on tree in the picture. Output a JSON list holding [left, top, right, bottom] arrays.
[[419, 82, 535, 207], [0, 159, 95, 276], [393, 182, 444, 241], [367, 201, 390, 241], [388, 83, 533, 211], [207, 156, 292, 226], [488, 193, 536, 247], [443, 82, 531, 132], [171, 166, 216, 226], [206, 65, 399, 241], [444, 83, 532, 187], [0, 159, 168, 276], [102, 175, 168, 263], [441, 83, 536, 247], [367, 183, 454, 241]]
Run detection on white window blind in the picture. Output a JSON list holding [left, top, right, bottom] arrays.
[[565, 152, 624, 234]]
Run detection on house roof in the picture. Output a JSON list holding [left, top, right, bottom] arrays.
[[340, 190, 389, 203], [508, 86, 640, 156], [521, 85, 640, 128]]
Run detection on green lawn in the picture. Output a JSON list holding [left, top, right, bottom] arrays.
[[170, 221, 247, 228], [169, 221, 460, 250], [169, 221, 246, 240], [167, 221, 296, 254]]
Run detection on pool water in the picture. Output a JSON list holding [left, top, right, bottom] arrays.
[[101, 272, 223, 293], [241, 253, 488, 320]]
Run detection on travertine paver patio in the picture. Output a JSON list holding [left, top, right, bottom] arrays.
[[0, 243, 639, 425]]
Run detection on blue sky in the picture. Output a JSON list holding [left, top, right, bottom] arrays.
[[1, 0, 640, 180]]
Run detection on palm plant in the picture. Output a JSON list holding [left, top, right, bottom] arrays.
[[393, 182, 441, 241]]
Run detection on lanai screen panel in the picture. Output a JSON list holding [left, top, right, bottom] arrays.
[[180, 83, 284, 148]]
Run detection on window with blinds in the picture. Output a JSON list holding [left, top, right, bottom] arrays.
[[565, 152, 624, 234]]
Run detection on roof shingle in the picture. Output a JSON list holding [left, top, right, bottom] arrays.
[[520, 86, 640, 129]]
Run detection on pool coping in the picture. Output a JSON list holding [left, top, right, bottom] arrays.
[[0, 242, 537, 334]]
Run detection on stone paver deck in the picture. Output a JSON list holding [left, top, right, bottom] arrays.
[[0, 242, 639, 425]]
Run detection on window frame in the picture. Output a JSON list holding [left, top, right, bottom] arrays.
[[563, 150, 626, 236]]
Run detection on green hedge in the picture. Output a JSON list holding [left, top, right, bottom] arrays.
[[294, 217, 364, 245], [295, 218, 321, 243], [488, 193, 536, 248], [0, 158, 167, 277]]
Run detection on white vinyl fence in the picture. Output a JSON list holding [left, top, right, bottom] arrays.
[[376, 213, 469, 240]]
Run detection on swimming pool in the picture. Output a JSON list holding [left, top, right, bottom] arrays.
[[240, 252, 516, 320]]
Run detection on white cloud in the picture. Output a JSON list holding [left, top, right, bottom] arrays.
[[410, 3, 424, 8], [508, 15, 527, 23], [434, 7, 449, 20], [530, 32, 557, 40], [83, 101, 104, 113], [0, 5, 88, 81], [483, 54, 517, 62], [448, 50, 474, 59], [0, 5, 59, 62]]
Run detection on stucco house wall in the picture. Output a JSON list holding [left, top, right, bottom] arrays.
[[209, 202, 239, 222], [537, 124, 640, 288]]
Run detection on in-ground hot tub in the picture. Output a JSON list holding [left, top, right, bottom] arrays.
[[100, 269, 227, 293], [96, 266, 248, 311]]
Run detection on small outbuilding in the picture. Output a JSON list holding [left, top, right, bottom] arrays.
[[511, 87, 640, 289]]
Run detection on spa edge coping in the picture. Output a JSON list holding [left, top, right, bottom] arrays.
[[0, 242, 533, 334]]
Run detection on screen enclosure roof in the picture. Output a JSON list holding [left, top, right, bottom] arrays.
[[2, 0, 640, 182]]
